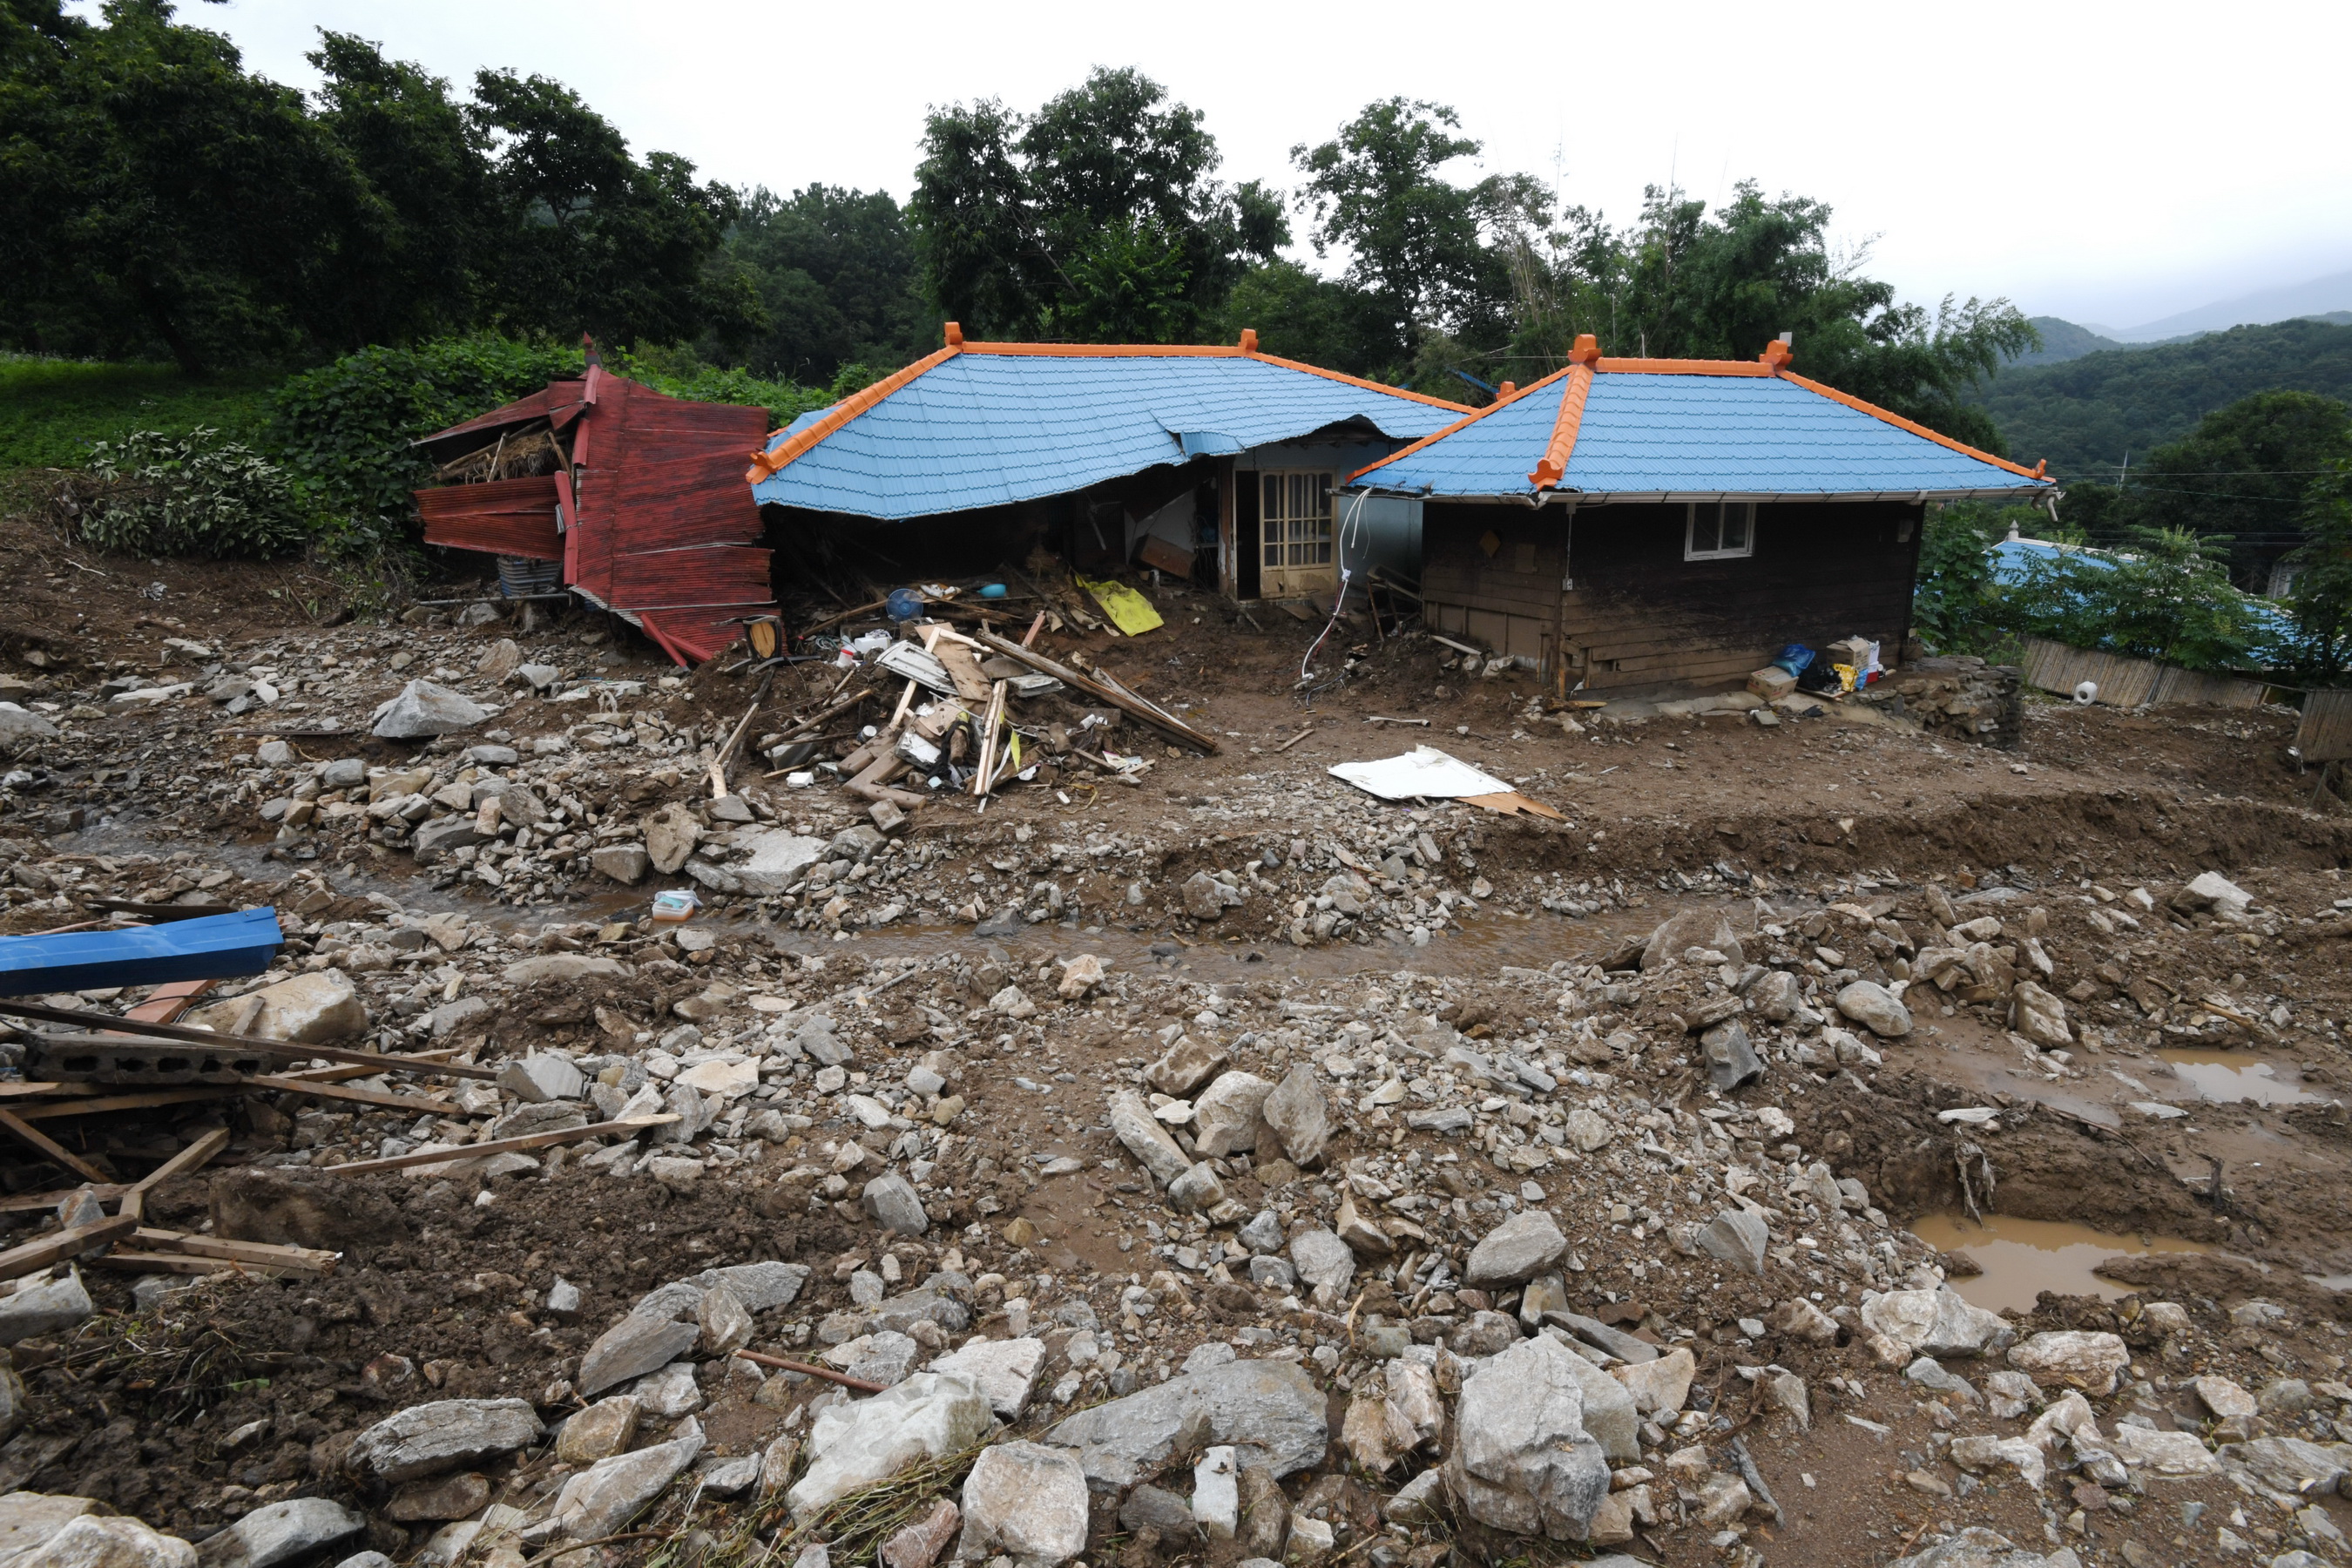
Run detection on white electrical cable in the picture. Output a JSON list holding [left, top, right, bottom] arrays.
[[1301, 488, 1373, 680]]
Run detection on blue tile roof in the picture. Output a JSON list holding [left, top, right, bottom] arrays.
[[753, 351, 1465, 519], [1354, 368, 2051, 500]]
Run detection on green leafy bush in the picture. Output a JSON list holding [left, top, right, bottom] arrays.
[[268, 335, 586, 557], [1911, 503, 2019, 657], [2001, 526, 2276, 672], [78, 427, 309, 557]]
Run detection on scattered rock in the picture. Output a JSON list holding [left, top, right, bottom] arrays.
[[1466, 1209, 1568, 1287], [958, 1441, 1091, 1565], [551, 1427, 705, 1539], [1044, 1356, 1328, 1487], [1443, 1334, 1612, 1539], [787, 1372, 993, 1517], [0, 1272, 92, 1345], [1835, 981, 1912, 1037], [193, 1500, 362, 1568], [2007, 1330, 2130, 1396], [1261, 1065, 1333, 1165], [347, 1398, 545, 1485]]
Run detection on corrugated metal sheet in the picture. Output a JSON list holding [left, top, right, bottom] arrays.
[[2293, 689, 2352, 762], [2018, 638, 2268, 709], [1355, 367, 2051, 500], [417, 476, 563, 560], [413, 373, 774, 664], [750, 352, 1463, 520]]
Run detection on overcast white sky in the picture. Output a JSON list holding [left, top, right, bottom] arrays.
[[158, 0, 2352, 335]]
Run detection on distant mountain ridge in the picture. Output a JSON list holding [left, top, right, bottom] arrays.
[[1979, 317, 2352, 479], [2111, 269, 2352, 341]]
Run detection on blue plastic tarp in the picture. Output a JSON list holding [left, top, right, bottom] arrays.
[[0, 907, 285, 997]]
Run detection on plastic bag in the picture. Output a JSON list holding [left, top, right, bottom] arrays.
[[1772, 643, 1815, 676]]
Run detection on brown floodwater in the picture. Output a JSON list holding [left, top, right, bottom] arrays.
[[2157, 1049, 2322, 1106], [1909, 1213, 2216, 1315]]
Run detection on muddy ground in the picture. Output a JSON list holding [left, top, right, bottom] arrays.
[[3, 517, 2352, 1568]]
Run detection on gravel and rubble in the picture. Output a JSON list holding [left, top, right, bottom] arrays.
[[3, 559, 2352, 1566]]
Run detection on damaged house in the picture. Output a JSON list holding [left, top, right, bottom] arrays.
[[413, 347, 774, 665], [1346, 336, 2055, 693], [744, 327, 1468, 603]]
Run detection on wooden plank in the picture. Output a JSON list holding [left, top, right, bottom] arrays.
[[131, 1227, 338, 1273], [119, 1127, 232, 1222], [314, 1115, 678, 1176], [969, 631, 1220, 754], [930, 639, 994, 703], [85, 1251, 255, 1276], [237, 1075, 454, 1115], [0, 1185, 126, 1214], [14, 1089, 237, 1122], [0, 1110, 109, 1184], [0, 1214, 135, 1282], [0, 1000, 498, 1080]]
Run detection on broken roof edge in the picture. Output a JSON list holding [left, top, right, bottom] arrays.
[[745, 328, 1474, 489]]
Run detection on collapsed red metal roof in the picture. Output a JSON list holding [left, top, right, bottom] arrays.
[[413, 358, 774, 665]]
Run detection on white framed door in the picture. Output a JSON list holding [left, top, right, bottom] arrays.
[[1260, 470, 1335, 598]]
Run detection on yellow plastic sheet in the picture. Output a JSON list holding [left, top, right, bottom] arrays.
[[1078, 577, 1163, 636]]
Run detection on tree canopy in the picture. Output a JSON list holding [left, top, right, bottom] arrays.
[[909, 67, 1285, 342], [0, 1, 751, 374]]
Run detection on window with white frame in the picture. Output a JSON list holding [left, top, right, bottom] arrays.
[[1685, 500, 1755, 560], [1260, 471, 1335, 570]]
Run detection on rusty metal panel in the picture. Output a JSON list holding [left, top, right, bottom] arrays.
[[416, 476, 563, 560]]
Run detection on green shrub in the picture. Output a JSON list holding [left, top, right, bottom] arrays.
[[268, 335, 585, 557], [79, 427, 309, 558]]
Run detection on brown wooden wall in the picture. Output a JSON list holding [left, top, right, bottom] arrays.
[[1422, 499, 1922, 690]]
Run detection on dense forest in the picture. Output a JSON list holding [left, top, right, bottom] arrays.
[[1, 3, 2034, 446], [1984, 318, 2352, 479]]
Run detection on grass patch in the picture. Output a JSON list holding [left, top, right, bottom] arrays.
[[0, 355, 282, 470]]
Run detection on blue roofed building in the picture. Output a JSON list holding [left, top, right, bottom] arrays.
[[1342, 335, 2055, 693], [745, 327, 1468, 602]]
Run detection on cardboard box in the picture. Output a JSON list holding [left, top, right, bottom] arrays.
[[1747, 666, 1797, 700]]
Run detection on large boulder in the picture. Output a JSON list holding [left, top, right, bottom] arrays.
[[194, 1500, 362, 1568], [551, 1429, 704, 1539], [187, 971, 367, 1044], [1466, 1210, 1567, 1287], [0, 1272, 93, 1346], [0, 706, 60, 747], [1861, 1288, 2014, 1359], [957, 1442, 1091, 1565], [787, 1372, 993, 1517], [210, 1169, 409, 1255], [346, 1399, 544, 1486], [1261, 1065, 1333, 1166], [2006, 1331, 2129, 1396], [734, 833, 828, 896], [1190, 1071, 1274, 1157], [578, 1314, 702, 1397], [1443, 1335, 1611, 1539], [4, 1514, 195, 1568], [1045, 1357, 1328, 1488], [371, 681, 490, 740], [1641, 910, 1742, 971], [1835, 981, 1912, 1038], [928, 1337, 1045, 1420]]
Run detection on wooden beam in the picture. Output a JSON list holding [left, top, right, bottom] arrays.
[[969, 630, 1220, 754], [0, 1214, 135, 1282], [0, 1110, 109, 1185], [13, 1089, 236, 1122], [130, 1227, 338, 1274], [314, 1115, 678, 1176], [0, 1001, 498, 1080], [119, 1127, 233, 1222], [0, 1185, 126, 1215], [237, 1075, 454, 1115]]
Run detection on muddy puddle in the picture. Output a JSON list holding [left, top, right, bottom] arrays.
[[1910, 1213, 2217, 1314], [2156, 1049, 2322, 1105]]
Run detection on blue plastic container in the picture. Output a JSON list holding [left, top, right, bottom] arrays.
[[980, 583, 1008, 599], [886, 588, 924, 621]]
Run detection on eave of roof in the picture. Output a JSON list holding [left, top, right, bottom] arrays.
[[1342, 335, 2051, 501]]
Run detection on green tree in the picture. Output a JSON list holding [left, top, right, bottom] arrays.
[[712, 184, 934, 383], [0, 0, 386, 374], [467, 68, 759, 350], [2119, 389, 2352, 590], [2283, 456, 2352, 684], [909, 68, 1285, 342], [1290, 98, 1544, 383], [2000, 525, 2269, 672], [1513, 183, 2036, 449]]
